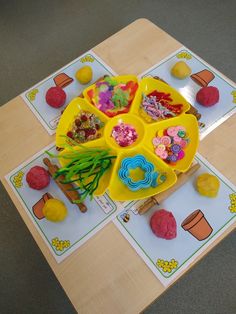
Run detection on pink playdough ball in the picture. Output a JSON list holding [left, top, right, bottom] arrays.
[[150, 209, 177, 240], [26, 166, 50, 190], [196, 86, 219, 107], [45, 86, 66, 108]]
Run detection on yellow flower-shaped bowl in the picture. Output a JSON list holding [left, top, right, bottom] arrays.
[[56, 76, 199, 201]]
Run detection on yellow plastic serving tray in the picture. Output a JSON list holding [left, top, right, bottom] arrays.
[[56, 76, 199, 201]]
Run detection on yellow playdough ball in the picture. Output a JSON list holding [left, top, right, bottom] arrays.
[[42, 199, 68, 222], [171, 61, 191, 79], [196, 173, 220, 198], [75, 66, 93, 84]]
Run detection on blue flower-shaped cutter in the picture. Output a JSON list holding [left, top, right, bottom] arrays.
[[118, 154, 164, 191]]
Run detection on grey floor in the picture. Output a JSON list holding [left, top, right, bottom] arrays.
[[0, 1, 236, 313]]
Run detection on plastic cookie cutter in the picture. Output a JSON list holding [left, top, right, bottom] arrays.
[[118, 155, 166, 191]]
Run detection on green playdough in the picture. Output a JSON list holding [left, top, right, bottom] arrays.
[[171, 61, 191, 79]]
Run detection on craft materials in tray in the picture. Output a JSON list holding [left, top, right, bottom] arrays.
[[21, 51, 116, 134], [131, 77, 190, 124], [140, 90, 183, 122], [111, 122, 138, 147], [49, 145, 117, 202], [55, 75, 199, 201], [5, 145, 120, 262], [114, 154, 236, 286], [84, 76, 138, 117], [140, 47, 236, 137], [118, 155, 167, 191], [152, 125, 190, 164], [66, 110, 104, 143]]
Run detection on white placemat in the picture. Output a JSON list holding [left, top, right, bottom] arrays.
[[5, 143, 122, 262], [114, 154, 236, 286], [21, 51, 116, 134], [140, 47, 236, 139]]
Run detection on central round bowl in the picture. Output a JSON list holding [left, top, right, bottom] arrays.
[[104, 113, 145, 151]]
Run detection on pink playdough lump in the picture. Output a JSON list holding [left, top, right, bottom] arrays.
[[150, 209, 177, 240], [196, 86, 219, 107], [45, 86, 66, 108], [26, 166, 50, 190]]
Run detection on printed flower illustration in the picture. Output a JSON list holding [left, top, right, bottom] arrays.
[[157, 259, 164, 268], [176, 51, 192, 60], [156, 258, 178, 273], [80, 55, 94, 63], [163, 261, 171, 273], [57, 241, 64, 251], [169, 259, 178, 269], [12, 171, 24, 188], [52, 237, 59, 246], [228, 193, 236, 213], [231, 91, 236, 104], [51, 237, 70, 252], [27, 89, 38, 101]]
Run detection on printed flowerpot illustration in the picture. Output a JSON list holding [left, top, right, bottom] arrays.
[[191, 69, 215, 87], [54, 73, 74, 88], [32, 193, 53, 219], [181, 209, 213, 241]]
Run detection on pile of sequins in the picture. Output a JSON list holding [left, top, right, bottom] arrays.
[[153, 126, 190, 164], [111, 122, 138, 147], [67, 110, 104, 143], [140, 90, 183, 122]]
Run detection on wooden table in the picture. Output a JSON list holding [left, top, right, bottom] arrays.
[[0, 19, 235, 314]]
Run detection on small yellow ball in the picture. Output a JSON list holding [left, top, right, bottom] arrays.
[[75, 66, 93, 84], [42, 199, 68, 222], [171, 61, 191, 79]]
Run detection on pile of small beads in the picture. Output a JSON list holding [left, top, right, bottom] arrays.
[[67, 110, 104, 143], [153, 125, 189, 164], [111, 122, 138, 147], [140, 90, 183, 122]]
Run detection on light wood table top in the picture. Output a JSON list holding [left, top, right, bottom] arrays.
[[0, 19, 235, 314]]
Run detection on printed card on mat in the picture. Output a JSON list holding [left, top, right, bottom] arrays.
[[140, 47, 236, 139], [114, 154, 236, 286], [21, 51, 116, 134], [5, 144, 122, 263]]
